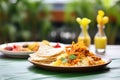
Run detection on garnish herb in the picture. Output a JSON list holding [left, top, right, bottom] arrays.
[[61, 57, 68, 63], [69, 54, 76, 60]]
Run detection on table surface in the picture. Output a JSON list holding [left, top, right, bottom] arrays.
[[0, 45, 120, 80]]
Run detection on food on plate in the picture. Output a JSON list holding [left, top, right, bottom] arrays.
[[4, 46, 13, 51], [29, 41, 105, 67], [3, 42, 39, 52], [42, 40, 61, 48], [27, 42, 39, 51], [52, 43, 61, 48], [41, 40, 50, 45], [29, 42, 64, 64], [51, 42, 105, 66]]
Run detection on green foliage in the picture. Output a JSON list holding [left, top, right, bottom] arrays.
[[0, 0, 120, 44], [0, 0, 51, 43]]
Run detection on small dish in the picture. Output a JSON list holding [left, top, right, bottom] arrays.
[[0, 42, 65, 58], [0, 42, 37, 58]]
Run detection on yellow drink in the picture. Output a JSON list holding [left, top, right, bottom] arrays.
[[94, 37, 107, 49], [76, 17, 91, 48], [78, 36, 91, 47]]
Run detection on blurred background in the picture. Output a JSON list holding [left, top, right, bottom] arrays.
[[0, 0, 120, 44]]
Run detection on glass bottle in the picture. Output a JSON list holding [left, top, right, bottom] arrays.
[[78, 26, 91, 48], [94, 24, 107, 54]]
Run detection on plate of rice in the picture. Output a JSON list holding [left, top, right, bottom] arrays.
[[28, 41, 111, 72]]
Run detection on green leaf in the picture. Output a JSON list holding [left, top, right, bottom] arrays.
[[61, 57, 68, 63], [69, 54, 76, 60]]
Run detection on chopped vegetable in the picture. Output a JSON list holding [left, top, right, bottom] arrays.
[[53, 43, 61, 48], [4, 46, 13, 51], [69, 54, 76, 60], [22, 44, 28, 48], [61, 57, 68, 63]]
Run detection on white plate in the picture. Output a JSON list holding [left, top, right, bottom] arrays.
[[0, 42, 65, 58], [0, 42, 36, 58], [28, 56, 111, 72]]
